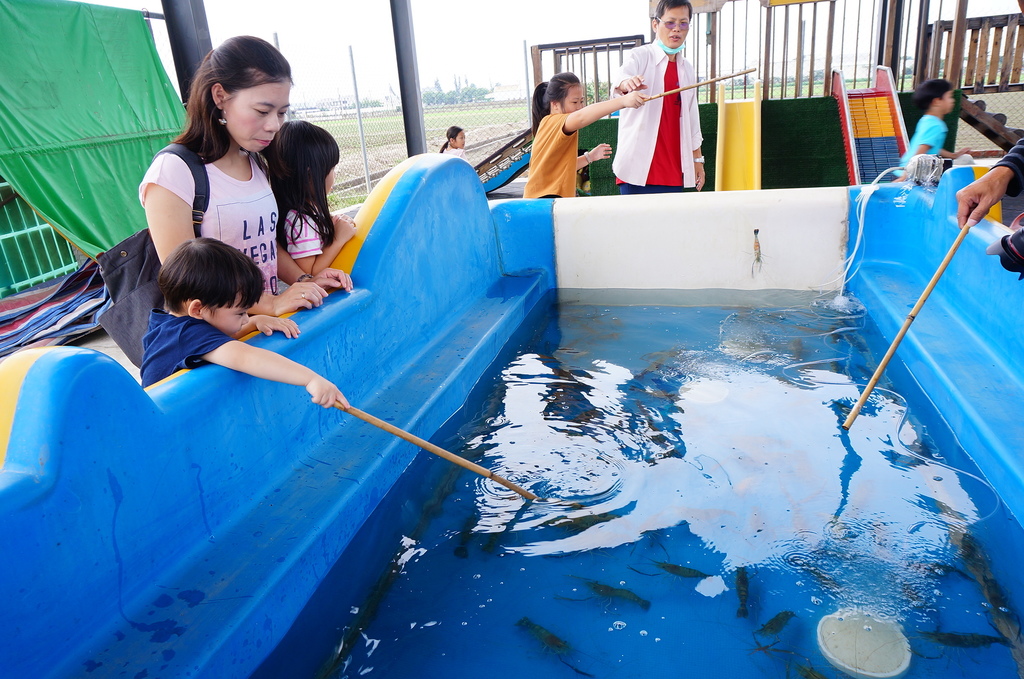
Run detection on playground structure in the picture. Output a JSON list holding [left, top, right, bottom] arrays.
[[475, 128, 533, 194], [714, 80, 763, 191], [832, 66, 910, 185]]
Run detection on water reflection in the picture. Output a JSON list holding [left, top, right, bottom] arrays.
[[332, 293, 1021, 679], [467, 294, 984, 620]]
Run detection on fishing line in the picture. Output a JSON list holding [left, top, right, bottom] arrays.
[[755, 299, 1000, 524], [816, 166, 904, 294], [780, 291, 1004, 522], [726, 295, 865, 387], [852, 384, 1002, 524]]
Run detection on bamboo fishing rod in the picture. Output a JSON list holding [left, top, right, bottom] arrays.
[[335, 403, 540, 500], [641, 67, 757, 102], [842, 223, 974, 430]]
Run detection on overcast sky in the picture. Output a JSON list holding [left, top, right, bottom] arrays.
[[78, 0, 1019, 104], [76, 0, 653, 102]]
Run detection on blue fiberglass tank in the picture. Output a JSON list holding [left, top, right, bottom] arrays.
[[1, 157, 1024, 677]]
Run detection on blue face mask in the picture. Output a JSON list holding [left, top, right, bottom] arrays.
[[655, 38, 684, 55]]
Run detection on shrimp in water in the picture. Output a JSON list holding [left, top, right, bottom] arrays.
[[751, 228, 764, 276]]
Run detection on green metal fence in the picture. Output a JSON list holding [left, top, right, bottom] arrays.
[[0, 177, 79, 299]]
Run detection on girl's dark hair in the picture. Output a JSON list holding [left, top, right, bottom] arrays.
[[264, 120, 340, 251], [440, 125, 463, 152], [530, 72, 581, 136], [158, 238, 264, 313], [175, 35, 292, 163], [653, 0, 693, 20], [913, 79, 953, 110]]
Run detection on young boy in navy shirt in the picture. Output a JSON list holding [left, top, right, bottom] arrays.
[[141, 237, 348, 410]]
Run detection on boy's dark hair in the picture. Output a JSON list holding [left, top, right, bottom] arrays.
[[653, 0, 693, 20], [531, 72, 582, 136], [913, 79, 953, 111], [264, 120, 340, 251], [175, 36, 292, 163], [158, 238, 264, 313], [440, 125, 464, 152]]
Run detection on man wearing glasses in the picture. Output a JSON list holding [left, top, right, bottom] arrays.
[[612, 0, 706, 194]]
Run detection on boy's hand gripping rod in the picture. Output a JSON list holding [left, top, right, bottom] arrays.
[[641, 67, 757, 102]]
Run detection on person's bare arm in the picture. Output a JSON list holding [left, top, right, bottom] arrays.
[[277, 244, 306, 285], [294, 215, 357, 276], [938, 147, 971, 159], [203, 341, 349, 408], [143, 184, 196, 262], [563, 91, 646, 133]]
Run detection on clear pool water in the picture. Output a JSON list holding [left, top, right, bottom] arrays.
[[321, 290, 1024, 679]]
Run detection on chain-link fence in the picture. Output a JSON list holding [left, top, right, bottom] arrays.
[[282, 41, 531, 209], [955, 90, 1024, 152], [291, 99, 530, 209]]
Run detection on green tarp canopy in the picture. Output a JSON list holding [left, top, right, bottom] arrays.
[[0, 0, 185, 257]]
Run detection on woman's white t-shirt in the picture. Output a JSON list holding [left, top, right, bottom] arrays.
[[140, 152, 281, 294]]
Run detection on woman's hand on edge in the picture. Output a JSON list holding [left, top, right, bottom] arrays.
[[272, 281, 328, 315], [313, 267, 354, 293]]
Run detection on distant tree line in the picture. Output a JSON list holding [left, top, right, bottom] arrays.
[[422, 77, 491, 106]]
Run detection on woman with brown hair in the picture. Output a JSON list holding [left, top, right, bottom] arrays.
[[139, 35, 351, 317]]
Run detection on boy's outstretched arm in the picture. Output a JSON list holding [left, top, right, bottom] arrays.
[[203, 341, 350, 408]]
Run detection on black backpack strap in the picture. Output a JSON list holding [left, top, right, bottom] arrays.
[[156, 143, 209, 237]]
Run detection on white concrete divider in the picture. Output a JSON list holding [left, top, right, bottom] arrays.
[[553, 187, 849, 291]]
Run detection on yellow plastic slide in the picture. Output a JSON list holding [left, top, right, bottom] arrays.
[[714, 82, 762, 191]]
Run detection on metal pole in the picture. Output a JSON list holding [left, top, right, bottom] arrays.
[[350, 46, 373, 194], [390, 0, 427, 156], [913, 0, 931, 88], [524, 40, 532, 131], [875, 0, 889, 67], [160, 0, 213, 103], [890, 0, 905, 77]]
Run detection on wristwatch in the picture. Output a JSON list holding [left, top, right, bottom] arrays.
[[297, 273, 315, 282], [693, 156, 705, 164]]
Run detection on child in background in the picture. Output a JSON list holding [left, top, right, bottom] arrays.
[[141, 237, 349, 410], [524, 72, 646, 198], [265, 120, 357, 277], [899, 78, 971, 174], [440, 126, 467, 159]]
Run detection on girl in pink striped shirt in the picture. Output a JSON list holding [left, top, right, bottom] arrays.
[[266, 120, 356, 277]]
